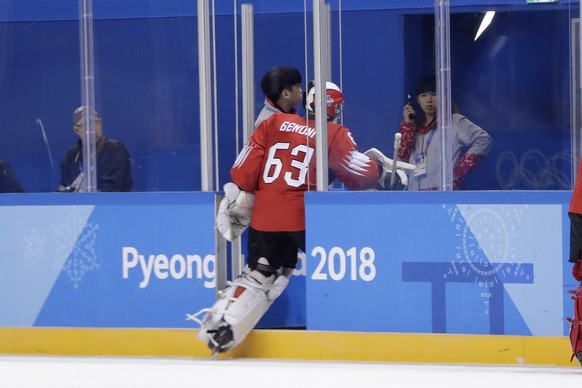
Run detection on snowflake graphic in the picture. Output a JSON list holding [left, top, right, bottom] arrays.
[[53, 207, 100, 289], [442, 204, 532, 319], [24, 228, 46, 266]]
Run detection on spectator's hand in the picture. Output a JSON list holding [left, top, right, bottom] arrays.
[[573, 261, 582, 282], [403, 104, 415, 123]]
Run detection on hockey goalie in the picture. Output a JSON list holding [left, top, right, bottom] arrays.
[[188, 80, 414, 356]]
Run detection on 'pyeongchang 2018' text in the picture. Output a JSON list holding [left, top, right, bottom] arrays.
[[122, 246, 215, 288]]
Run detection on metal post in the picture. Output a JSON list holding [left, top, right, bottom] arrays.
[[314, 0, 329, 191], [78, 0, 97, 192], [323, 3, 332, 82], [241, 4, 255, 144], [574, 0, 582, 187], [435, 0, 453, 191], [214, 194, 228, 293], [579, 0, 582, 185], [231, 3, 256, 280], [198, 0, 214, 192], [199, 0, 223, 292]]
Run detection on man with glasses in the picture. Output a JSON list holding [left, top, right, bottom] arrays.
[[57, 106, 132, 192]]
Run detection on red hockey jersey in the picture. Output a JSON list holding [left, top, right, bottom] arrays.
[[231, 113, 378, 232]]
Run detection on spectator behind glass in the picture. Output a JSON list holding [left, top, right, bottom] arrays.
[[254, 66, 303, 128], [397, 75, 493, 190], [57, 106, 133, 192], [0, 160, 25, 193]]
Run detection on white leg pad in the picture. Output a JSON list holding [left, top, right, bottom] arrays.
[[191, 267, 278, 353], [222, 282, 270, 347]]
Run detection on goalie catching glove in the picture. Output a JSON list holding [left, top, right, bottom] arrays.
[[364, 148, 415, 191], [216, 182, 255, 241]]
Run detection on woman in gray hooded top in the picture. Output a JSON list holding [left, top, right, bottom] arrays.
[[397, 75, 493, 190]]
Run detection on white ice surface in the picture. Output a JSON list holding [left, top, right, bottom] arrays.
[[0, 355, 579, 388]]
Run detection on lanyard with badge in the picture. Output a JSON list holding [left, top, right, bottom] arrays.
[[413, 120, 436, 180]]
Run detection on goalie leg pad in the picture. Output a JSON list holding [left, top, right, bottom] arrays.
[[194, 267, 276, 353], [267, 266, 294, 301]]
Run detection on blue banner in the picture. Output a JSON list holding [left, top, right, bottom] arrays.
[[0, 193, 216, 328], [0, 190, 574, 336], [305, 191, 570, 336]]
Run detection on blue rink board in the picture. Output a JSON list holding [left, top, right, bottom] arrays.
[[305, 190, 573, 336], [0, 192, 216, 328], [0, 190, 576, 335]]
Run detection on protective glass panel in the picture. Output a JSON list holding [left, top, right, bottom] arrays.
[[320, 0, 578, 191], [1, 1, 579, 192], [220, 0, 312, 190], [0, 1, 80, 193], [90, 2, 200, 192], [445, 0, 578, 190]]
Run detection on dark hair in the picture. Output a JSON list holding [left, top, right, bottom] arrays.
[[260, 67, 302, 102], [415, 74, 436, 96]]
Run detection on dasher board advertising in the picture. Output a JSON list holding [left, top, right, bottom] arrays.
[[305, 191, 571, 336], [0, 192, 216, 328]]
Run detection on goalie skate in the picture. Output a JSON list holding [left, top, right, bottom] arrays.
[[187, 266, 283, 355]]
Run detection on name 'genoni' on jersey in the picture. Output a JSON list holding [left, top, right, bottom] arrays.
[[279, 121, 316, 138]]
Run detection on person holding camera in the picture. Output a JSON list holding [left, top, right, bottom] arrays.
[[397, 74, 493, 190]]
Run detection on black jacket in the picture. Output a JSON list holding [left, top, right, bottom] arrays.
[[0, 160, 25, 193]]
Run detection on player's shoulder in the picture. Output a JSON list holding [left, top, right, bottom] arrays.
[[327, 121, 349, 135]]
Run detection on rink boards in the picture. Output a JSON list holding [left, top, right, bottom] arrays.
[[0, 190, 577, 366], [0, 192, 217, 329], [304, 191, 571, 337]]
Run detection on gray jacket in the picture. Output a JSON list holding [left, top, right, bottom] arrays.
[[255, 98, 283, 128], [406, 113, 493, 191]]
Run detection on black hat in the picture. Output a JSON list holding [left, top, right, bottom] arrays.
[[415, 75, 436, 96]]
